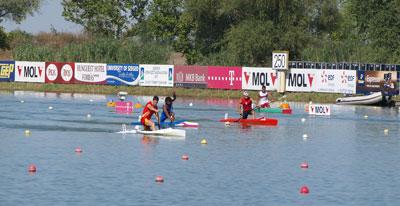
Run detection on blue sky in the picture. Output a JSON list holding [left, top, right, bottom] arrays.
[[2, 0, 82, 34]]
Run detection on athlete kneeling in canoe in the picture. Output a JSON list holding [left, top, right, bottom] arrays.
[[141, 96, 160, 131], [258, 85, 275, 108], [161, 92, 176, 123], [238, 91, 255, 119]]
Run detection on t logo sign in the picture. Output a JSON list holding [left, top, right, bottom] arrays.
[[229, 70, 235, 85]]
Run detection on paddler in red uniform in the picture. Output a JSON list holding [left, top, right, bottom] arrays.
[[238, 91, 255, 119], [141, 96, 160, 131]]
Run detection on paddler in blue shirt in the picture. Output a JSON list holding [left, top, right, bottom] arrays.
[[160, 92, 176, 123]]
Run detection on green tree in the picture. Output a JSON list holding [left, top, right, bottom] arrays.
[[62, 0, 150, 38], [0, 0, 41, 23]]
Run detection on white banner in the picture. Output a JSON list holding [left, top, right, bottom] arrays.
[[74, 63, 107, 84], [309, 104, 331, 116], [315, 70, 356, 94], [15, 61, 45, 83], [286, 69, 316, 92], [139, 64, 174, 87], [242, 67, 278, 90]]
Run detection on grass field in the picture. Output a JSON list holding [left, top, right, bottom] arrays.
[[0, 82, 398, 103]]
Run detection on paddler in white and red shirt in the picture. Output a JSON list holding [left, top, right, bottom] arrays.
[[258, 85, 274, 108]]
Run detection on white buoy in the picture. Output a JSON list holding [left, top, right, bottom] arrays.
[[20, 100, 24, 103], [87, 114, 91, 118], [25, 130, 31, 136], [301, 118, 306, 123], [302, 134, 308, 139], [89, 99, 93, 102], [48, 106, 53, 110], [189, 102, 193, 107], [224, 122, 231, 127], [384, 128, 389, 135], [364, 115, 368, 119]]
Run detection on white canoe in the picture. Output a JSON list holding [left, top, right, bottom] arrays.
[[335, 92, 383, 105], [117, 128, 186, 138]]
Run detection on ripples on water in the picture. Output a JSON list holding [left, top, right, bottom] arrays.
[[0, 91, 399, 206]]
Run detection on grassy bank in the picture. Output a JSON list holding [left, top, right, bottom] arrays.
[[0, 82, 398, 103]]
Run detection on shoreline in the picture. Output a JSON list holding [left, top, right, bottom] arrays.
[[0, 82, 398, 103]]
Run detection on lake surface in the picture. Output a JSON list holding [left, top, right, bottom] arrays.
[[0, 91, 399, 206]]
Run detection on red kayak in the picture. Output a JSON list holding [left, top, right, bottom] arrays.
[[219, 117, 278, 126]]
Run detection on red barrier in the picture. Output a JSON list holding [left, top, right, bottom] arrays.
[[45, 62, 74, 84], [207, 66, 242, 90], [174, 65, 208, 88]]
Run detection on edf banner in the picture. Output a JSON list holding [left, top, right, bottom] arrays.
[[242, 67, 278, 91], [106, 64, 140, 86], [0, 61, 15, 82]]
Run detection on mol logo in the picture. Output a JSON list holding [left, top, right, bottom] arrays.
[[18, 66, 43, 78], [46, 64, 58, 81], [309, 104, 331, 116], [244, 72, 277, 86], [288, 73, 314, 87]]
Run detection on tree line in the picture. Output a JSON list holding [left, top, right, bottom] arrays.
[[1, 0, 400, 66]]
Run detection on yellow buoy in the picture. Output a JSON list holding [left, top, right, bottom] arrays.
[[107, 101, 116, 107], [25, 130, 31, 136], [201, 139, 208, 144], [364, 115, 368, 119], [134, 103, 142, 109]]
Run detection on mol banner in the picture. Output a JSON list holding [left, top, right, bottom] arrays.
[[45, 62, 74, 84], [174, 65, 208, 88], [286, 69, 316, 92], [242, 67, 278, 91], [106, 64, 139, 86], [0, 61, 15, 82], [74, 63, 107, 84], [315, 70, 356, 94], [309, 104, 331, 116], [15, 61, 45, 83], [139, 64, 174, 87], [356, 71, 398, 95], [207, 66, 242, 90]]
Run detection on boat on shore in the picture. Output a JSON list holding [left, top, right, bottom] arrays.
[[335, 92, 396, 106]]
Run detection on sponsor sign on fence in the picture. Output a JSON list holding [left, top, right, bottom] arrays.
[[207, 66, 242, 90], [356, 71, 398, 95], [45, 62, 74, 84], [0, 61, 15, 82], [174, 65, 208, 88], [242, 67, 278, 91], [286, 69, 316, 92], [315, 70, 356, 94], [15, 61, 45, 83], [139, 64, 174, 87], [74, 63, 107, 84], [309, 104, 331, 116], [106, 64, 139, 86]]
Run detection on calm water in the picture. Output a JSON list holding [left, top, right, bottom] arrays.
[[0, 91, 399, 206]]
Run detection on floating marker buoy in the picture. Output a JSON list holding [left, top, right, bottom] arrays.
[[201, 139, 208, 144], [364, 115, 368, 119], [224, 122, 231, 126], [25, 130, 31, 136], [155, 176, 164, 183], [28, 164, 37, 173], [20, 100, 24, 103], [181, 154, 189, 160], [300, 162, 309, 169], [301, 118, 306, 123], [89, 99, 93, 102], [75, 147, 83, 153], [48, 106, 53, 110], [384, 128, 389, 135], [189, 103, 193, 107], [302, 134, 308, 139], [300, 186, 309, 194], [87, 114, 91, 118]]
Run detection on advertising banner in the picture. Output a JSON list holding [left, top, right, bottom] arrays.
[[242, 67, 278, 91], [74, 63, 107, 84], [139, 64, 174, 87], [286, 69, 316, 92], [115, 101, 133, 114], [45, 62, 74, 84], [106, 64, 139, 86], [174, 65, 208, 88], [0, 61, 15, 82], [15, 61, 45, 83], [207, 66, 242, 90], [315, 70, 356, 94], [309, 104, 331, 116], [356, 71, 398, 95]]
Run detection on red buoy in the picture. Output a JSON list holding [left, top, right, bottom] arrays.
[[300, 162, 309, 169], [75, 147, 83, 153], [300, 186, 309, 194], [181, 154, 189, 160], [155, 176, 164, 183], [28, 164, 37, 173]]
